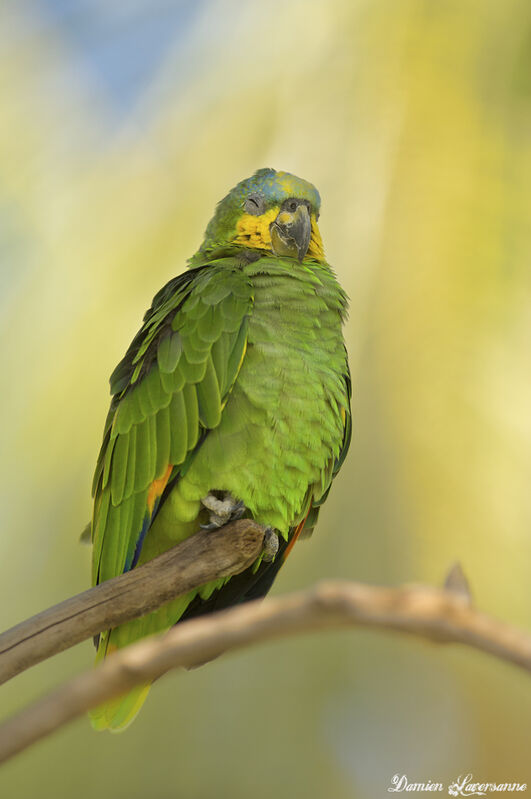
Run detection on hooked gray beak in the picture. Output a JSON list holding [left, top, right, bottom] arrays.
[[270, 203, 312, 262]]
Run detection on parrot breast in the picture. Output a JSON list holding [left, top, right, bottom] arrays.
[[163, 256, 349, 536]]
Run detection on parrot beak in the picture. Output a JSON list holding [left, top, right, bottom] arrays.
[[270, 203, 312, 262]]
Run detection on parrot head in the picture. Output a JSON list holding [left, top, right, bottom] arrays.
[[191, 168, 325, 264]]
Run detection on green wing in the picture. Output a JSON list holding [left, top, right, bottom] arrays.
[[91, 260, 254, 587], [295, 355, 352, 541]]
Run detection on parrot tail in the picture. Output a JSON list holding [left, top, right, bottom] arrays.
[[88, 591, 195, 731], [88, 630, 151, 732], [89, 683, 151, 732]]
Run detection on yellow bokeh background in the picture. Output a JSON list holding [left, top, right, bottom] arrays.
[[1, 1, 530, 796]]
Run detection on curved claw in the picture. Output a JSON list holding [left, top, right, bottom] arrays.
[[262, 527, 279, 562], [200, 492, 246, 530]]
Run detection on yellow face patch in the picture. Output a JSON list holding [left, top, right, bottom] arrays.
[[307, 218, 325, 261], [235, 208, 325, 262], [234, 207, 279, 250]]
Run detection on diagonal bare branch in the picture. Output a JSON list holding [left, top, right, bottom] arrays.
[[0, 574, 530, 764], [0, 520, 265, 686]]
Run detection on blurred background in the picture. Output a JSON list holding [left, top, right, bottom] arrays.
[[1, 0, 530, 796]]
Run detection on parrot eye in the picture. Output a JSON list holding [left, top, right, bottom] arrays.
[[282, 199, 312, 214], [245, 193, 266, 215]]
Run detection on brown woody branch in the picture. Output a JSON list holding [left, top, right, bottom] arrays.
[[0, 520, 266, 686], [0, 523, 530, 765]]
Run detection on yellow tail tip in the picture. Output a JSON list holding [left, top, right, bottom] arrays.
[[89, 682, 152, 732]]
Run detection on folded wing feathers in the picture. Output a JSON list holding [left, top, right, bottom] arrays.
[[92, 266, 253, 584]]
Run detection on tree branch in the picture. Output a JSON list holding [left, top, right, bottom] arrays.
[[0, 520, 265, 686], [1, 573, 530, 764]]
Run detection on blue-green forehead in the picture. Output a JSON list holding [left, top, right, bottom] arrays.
[[235, 168, 321, 210]]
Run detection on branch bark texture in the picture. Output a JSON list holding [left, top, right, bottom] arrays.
[[0, 520, 530, 766], [0, 520, 265, 686], [1, 577, 530, 764]]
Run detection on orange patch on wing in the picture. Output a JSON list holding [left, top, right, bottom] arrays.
[[284, 506, 312, 562], [147, 464, 173, 514]]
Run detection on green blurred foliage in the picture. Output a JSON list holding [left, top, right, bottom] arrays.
[[1, 1, 530, 797]]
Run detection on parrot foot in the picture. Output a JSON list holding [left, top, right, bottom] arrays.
[[262, 527, 279, 562], [200, 492, 246, 530]]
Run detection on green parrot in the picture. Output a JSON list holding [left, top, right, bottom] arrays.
[[90, 168, 351, 731]]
